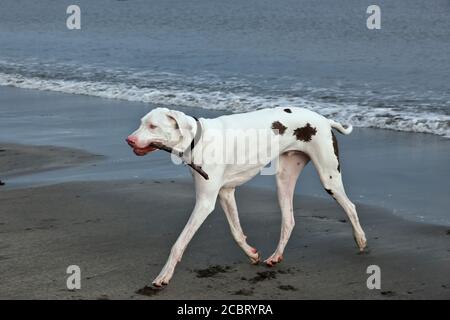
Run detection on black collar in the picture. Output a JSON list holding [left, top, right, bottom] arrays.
[[183, 116, 202, 159]]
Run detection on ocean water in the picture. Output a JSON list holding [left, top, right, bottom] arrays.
[[0, 0, 449, 137]]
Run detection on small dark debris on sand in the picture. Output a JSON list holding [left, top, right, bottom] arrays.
[[277, 268, 296, 275], [97, 294, 110, 300], [278, 285, 298, 291], [446, 230, 450, 235], [195, 265, 232, 278], [136, 286, 161, 297], [339, 219, 347, 223], [233, 289, 253, 296], [249, 271, 277, 283], [380, 290, 396, 297], [0, 180, 5, 186]]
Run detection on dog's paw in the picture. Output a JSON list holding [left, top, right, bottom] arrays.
[[264, 254, 283, 267], [152, 281, 168, 288], [249, 251, 261, 265], [354, 232, 367, 252], [152, 274, 172, 288], [247, 247, 260, 265]]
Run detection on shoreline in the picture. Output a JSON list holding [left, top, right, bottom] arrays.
[[0, 142, 103, 181], [1, 85, 449, 226]]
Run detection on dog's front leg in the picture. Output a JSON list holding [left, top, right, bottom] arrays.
[[219, 187, 260, 264], [152, 189, 219, 287]]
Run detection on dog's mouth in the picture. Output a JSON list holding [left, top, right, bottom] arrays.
[[127, 140, 159, 156], [132, 145, 158, 156]]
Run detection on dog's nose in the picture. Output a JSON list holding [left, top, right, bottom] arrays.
[[126, 135, 137, 146]]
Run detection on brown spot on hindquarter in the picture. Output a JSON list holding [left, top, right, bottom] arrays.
[[283, 108, 292, 113], [331, 131, 340, 172], [271, 121, 287, 135], [293, 123, 317, 142]]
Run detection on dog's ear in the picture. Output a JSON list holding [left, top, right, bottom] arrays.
[[165, 110, 193, 139]]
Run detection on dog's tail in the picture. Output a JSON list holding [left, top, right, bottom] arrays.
[[329, 119, 353, 135]]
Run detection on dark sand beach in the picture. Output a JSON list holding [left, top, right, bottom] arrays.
[[0, 163, 449, 299], [0, 87, 449, 299]]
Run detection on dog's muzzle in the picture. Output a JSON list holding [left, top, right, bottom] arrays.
[[126, 137, 158, 156]]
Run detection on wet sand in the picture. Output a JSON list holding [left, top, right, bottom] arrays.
[[1, 86, 449, 225], [0, 143, 102, 180], [0, 146, 449, 299]]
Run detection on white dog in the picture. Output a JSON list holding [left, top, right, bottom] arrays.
[[126, 107, 367, 287]]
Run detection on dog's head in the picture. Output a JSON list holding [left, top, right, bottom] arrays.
[[126, 108, 193, 156]]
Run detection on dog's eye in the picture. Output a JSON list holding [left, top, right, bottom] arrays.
[[149, 124, 157, 130]]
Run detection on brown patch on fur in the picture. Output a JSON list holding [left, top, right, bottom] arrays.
[[331, 131, 340, 172], [271, 121, 287, 135], [293, 123, 317, 142], [284, 108, 292, 113]]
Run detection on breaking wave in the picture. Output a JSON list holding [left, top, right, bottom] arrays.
[[0, 61, 448, 138]]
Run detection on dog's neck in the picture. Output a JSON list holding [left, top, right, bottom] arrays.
[[179, 116, 202, 163]]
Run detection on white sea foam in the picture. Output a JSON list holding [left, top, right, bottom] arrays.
[[0, 72, 448, 138]]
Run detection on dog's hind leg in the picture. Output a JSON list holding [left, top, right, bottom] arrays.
[[219, 187, 260, 264], [265, 151, 310, 266], [310, 131, 367, 251]]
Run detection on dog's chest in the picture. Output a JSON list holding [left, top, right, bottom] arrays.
[[222, 165, 262, 188]]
